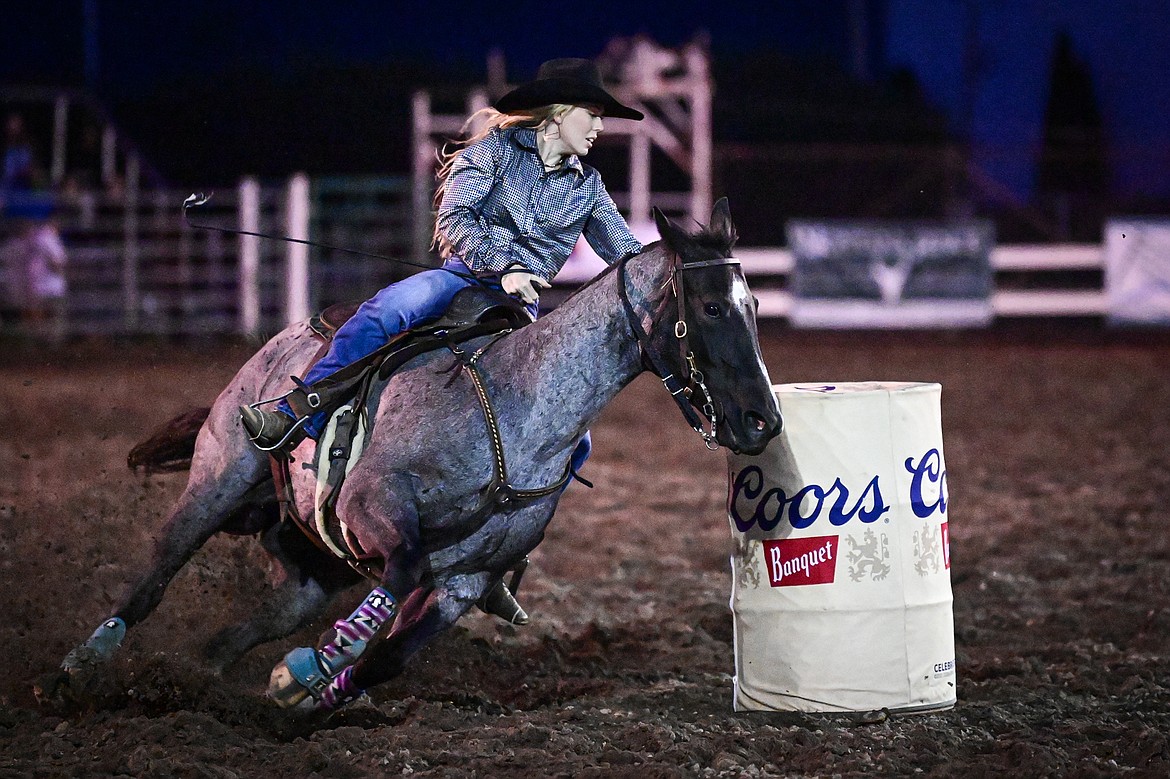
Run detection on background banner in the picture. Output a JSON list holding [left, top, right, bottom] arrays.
[[1105, 219, 1170, 326], [787, 220, 994, 328]]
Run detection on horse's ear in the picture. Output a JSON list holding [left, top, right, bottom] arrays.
[[653, 207, 693, 257], [709, 197, 738, 248]]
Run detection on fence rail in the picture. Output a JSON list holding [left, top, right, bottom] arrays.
[[736, 245, 1108, 318], [1, 175, 419, 338], [1, 175, 1121, 339]]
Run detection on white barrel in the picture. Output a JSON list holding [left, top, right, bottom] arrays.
[[727, 382, 955, 714]]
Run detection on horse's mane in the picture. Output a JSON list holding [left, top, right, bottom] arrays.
[[559, 220, 736, 306], [691, 225, 739, 254]]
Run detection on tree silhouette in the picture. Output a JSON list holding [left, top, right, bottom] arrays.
[[1038, 31, 1107, 197]]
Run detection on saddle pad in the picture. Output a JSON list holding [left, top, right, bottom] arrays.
[[313, 403, 368, 559]]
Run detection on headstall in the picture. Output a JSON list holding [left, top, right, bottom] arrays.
[[617, 253, 742, 451]]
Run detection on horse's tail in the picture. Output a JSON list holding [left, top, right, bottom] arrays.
[[127, 407, 212, 474]]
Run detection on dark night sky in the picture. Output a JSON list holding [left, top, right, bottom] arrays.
[[6, 1, 865, 88], [5, 1, 1169, 201], [886, 0, 1170, 201]]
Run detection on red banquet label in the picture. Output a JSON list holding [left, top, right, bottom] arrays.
[[762, 536, 838, 587]]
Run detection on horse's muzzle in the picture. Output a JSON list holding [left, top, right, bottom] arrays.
[[724, 407, 783, 455]]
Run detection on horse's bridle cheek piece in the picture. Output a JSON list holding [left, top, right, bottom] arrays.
[[619, 254, 741, 450]]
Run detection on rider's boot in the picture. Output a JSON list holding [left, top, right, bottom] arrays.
[[239, 405, 304, 452], [242, 372, 363, 454], [477, 558, 530, 625], [268, 587, 397, 708], [240, 376, 327, 453], [479, 581, 529, 625]]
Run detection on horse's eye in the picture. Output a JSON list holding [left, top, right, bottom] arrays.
[[704, 303, 722, 318]]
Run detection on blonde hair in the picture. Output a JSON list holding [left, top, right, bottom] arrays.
[[431, 104, 574, 258]]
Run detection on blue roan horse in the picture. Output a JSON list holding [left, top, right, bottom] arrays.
[[43, 200, 782, 711]]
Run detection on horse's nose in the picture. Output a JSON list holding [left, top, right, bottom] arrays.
[[744, 409, 783, 442]]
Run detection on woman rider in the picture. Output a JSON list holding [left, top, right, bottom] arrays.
[[246, 60, 645, 704], [240, 58, 644, 451]]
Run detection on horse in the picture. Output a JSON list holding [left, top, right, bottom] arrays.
[[41, 199, 782, 710]]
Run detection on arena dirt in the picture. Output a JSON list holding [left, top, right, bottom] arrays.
[[2, 326, 1168, 777]]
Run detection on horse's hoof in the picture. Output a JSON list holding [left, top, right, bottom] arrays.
[[268, 646, 333, 708], [61, 644, 103, 676], [57, 618, 125, 682], [37, 618, 127, 707], [53, 645, 106, 699], [268, 658, 312, 708], [34, 655, 107, 709], [32, 669, 72, 707]]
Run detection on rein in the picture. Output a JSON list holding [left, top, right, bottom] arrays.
[[618, 253, 742, 450]]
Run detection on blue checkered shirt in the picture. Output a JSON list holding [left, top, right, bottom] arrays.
[[437, 127, 643, 281]]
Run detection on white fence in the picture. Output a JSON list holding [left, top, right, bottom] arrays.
[[1, 175, 415, 338], [56, 180, 291, 336], [737, 244, 1107, 319], [1, 175, 1120, 338]]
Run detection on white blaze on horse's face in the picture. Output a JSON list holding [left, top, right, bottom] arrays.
[[729, 275, 753, 321], [726, 271, 771, 378], [555, 105, 604, 158], [689, 264, 779, 453], [707, 272, 758, 328]]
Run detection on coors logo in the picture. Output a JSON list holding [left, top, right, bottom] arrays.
[[763, 535, 838, 587]]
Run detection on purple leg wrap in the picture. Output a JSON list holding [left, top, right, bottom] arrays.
[[318, 587, 397, 674], [316, 666, 363, 711], [269, 587, 397, 708]]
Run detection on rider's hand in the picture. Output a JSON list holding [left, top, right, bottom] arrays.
[[501, 266, 550, 305]]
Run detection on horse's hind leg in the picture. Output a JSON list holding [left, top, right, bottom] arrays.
[[202, 521, 361, 672], [42, 404, 270, 700]]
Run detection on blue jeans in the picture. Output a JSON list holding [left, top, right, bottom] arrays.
[[280, 259, 581, 464], [280, 257, 589, 480], [306, 261, 482, 382]]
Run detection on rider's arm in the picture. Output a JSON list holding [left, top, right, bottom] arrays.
[[582, 174, 643, 264], [436, 131, 515, 274]]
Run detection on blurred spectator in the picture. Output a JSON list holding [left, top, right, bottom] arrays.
[[1, 217, 68, 342], [2, 113, 48, 217], [1, 112, 67, 341]]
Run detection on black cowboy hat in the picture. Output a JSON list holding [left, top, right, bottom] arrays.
[[494, 58, 644, 121]]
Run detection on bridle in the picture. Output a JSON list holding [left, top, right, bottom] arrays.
[[617, 252, 742, 451]]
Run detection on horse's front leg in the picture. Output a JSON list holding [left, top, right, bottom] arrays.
[[314, 573, 489, 711], [265, 527, 428, 708], [266, 582, 402, 707]]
